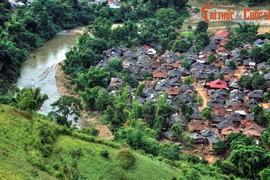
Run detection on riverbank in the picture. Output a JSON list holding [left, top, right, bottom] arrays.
[[55, 61, 113, 139]]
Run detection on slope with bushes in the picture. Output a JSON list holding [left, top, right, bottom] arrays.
[[0, 104, 184, 179]]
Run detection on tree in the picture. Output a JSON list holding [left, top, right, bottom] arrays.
[[160, 144, 180, 161], [180, 104, 193, 119], [213, 140, 229, 155], [207, 54, 216, 64], [155, 8, 182, 28], [181, 60, 191, 70], [15, 88, 48, 111], [170, 124, 184, 141], [261, 129, 270, 147], [227, 145, 270, 178], [116, 149, 136, 170], [88, 17, 112, 39], [184, 76, 194, 85], [49, 96, 82, 127], [240, 49, 249, 59], [75, 66, 110, 91], [263, 91, 270, 102], [108, 58, 123, 72], [171, 39, 192, 53], [95, 89, 113, 112], [154, 94, 175, 136], [201, 107, 212, 120], [259, 168, 270, 180], [64, 149, 84, 180], [195, 21, 208, 34], [229, 61, 236, 70]]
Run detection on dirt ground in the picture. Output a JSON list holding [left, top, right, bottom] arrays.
[[194, 82, 209, 111]]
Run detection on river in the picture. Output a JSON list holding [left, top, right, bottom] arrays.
[[17, 30, 79, 115]]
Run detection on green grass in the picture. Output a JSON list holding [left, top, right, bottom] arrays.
[[0, 104, 181, 179]]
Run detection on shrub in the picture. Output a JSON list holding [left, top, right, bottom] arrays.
[[78, 127, 99, 136], [116, 149, 136, 170], [100, 149, 109, 158]]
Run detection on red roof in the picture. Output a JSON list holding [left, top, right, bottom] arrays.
[[206, 79, 228, 89], [108, 0, 115, 3], [214, 30, 229, 37], [152, 69, 167, 78], [143, 45, 151, 50], [166, 87, 181, 95]]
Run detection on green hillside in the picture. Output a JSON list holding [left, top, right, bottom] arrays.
[[0, 104, 183, 179]]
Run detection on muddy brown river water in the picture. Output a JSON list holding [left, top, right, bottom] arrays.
[[17, 30, 78, 115]]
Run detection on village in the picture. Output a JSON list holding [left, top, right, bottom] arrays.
[[96, 28, 270, 155]]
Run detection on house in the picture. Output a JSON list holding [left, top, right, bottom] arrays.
[[224, 73, 237, 82], [264, 73, 270, 81], [194, 71, 208, 82], [172, 62, 180, 68], [206, 79, 228, 89], [142, 88, 157, 98], [210, 91, 227, 101], [96, 60, 108, 68], [245, 98, 259, 108], [213, 60, 223, 67], [123, 58, 136, 69], [169, 77, 182, 86], [149, 60, 162, 69], [188, 120, 208, 133], [247, 90, 263, 100], [239, 119, 256, 129], [152, 69, 167, 79], [207, 98, 225, 108], [226, 112, 243, 126], [243, 59, 256, 69], [154, 79, 171, 91], [189, 133, 208, 144], [178, 93, 193, 104], [168, 69, 182, 78], [211, 115, 226, 127], [220, 66, 234, 75], [212, 106, 227, 116], [229, 80, 240, 89], [109, 77, 123, 89], [178, 67, 190, 76], [242, 124, 263, 138], [108, 0, 120, 8], [229, 89, 245, 101], [170, 113, 188, 129], [162, 51, 179, 63], [217, 119, 234, 132], [123, 49, 136, 59], [142, 45, 157, 57], [221, 126, 240, 138], [254, 39, 265, 47], [165, 87, 181, 96], [232, 103, 249, 112], [200, 128, 221, 144], [214, 30, 229, 40], [226, 98, 241, 107]]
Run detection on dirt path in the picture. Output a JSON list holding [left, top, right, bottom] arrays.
[[262, 103, 270, 109], [234, 66, 245, 79], [194, 82, 209, 110]]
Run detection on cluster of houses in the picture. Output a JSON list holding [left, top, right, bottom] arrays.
[[96, 29, 270, 149], [89, 0, 120, 8], [8, 0, 33, 7]]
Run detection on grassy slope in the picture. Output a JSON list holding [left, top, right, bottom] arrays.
[[0, 104, 181, 179]]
